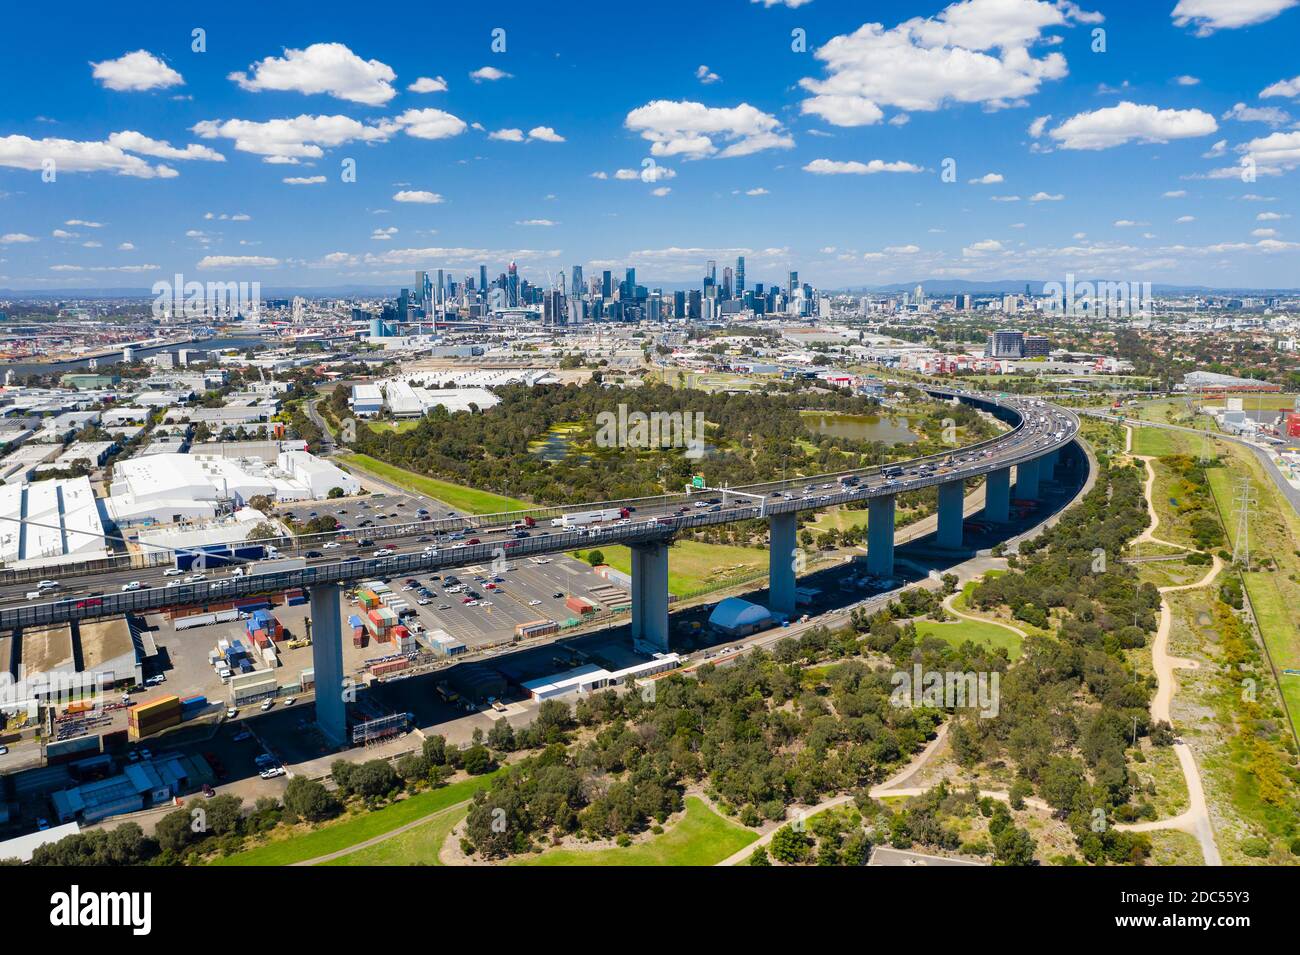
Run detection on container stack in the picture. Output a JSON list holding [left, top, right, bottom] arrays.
[[128, 695, 182, 740]]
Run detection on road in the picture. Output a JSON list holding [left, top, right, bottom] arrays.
[[2, 389, 1079, 630]]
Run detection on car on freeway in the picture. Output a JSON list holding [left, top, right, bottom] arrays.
[[120, 581, 142, 591], [322, 541, 341, 549], [528, 599, 542, 606], [438, 604, 451, 610], [305, 551, 322, 559], [163, 567, 184, 576], [185, 573, 206, 583]]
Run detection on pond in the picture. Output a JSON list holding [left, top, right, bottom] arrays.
[[802, 411, 918, 445]]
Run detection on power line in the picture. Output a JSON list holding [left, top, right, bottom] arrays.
[[1232, 475, 1256, 568]]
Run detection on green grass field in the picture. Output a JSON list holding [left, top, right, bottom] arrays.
[[572, 540, 767, 596], [321, 806, 467, 866], [915, 617, 1023, 659], [367, 420, 421, 434], [211, 772, 500, 866], [514, 796, 757, 866], [806, 508, 871, 534], [337, 454, 528, 515]]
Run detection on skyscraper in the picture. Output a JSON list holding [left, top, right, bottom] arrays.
[[507, 261, 519, 307], [602, 270, 612, 298], [415, 271, 428, 308], [625, 267, 636, 297], [788, 271, 799, 296], [479, 264, 488, 301], [736, 256, 745, 295]]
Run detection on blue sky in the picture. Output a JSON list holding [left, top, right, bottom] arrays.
[[2, 0, 1299, 292]]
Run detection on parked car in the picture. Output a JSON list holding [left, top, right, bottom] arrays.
[[225, 707, 237, 718]]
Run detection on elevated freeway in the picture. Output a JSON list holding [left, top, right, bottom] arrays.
[[2, 385, 1082, 744]]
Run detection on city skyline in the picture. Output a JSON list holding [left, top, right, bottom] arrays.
[[2, 0, 1300, 291]]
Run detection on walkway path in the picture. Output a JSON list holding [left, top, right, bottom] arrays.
[[940, 589, 1029, 643], [1131, 454, 1188, 552], [290, 799, 471, 866], [1112, 426, 1222, 865]]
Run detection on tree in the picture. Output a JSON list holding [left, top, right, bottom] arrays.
[[246, 521, 279, 541], [585, 549, 605, 567], [204, 794, 244, 835], [462, 744, 495, 775], [993, 825, 1036, 865], [283, 777, 340, 822], [327, 486, 346, 498], [154, 808, 194, 856], [423, 734, 448, 765], [770, 824, 812, 864]]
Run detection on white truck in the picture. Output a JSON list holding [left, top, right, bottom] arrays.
[[551, 507, 629, 528]]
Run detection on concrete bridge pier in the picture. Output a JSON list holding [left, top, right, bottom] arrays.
[[630, 539, 670, 652], [867, 495, 896, 579], [936, 479, 965, 550], [767, 510, 798, 619], [1040, 449, 1059, 481], [1014, 458, 1041, 501], [984, 466, 1011, 523], [308, 583, 348, 747]]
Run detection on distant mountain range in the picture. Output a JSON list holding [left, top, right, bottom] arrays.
[[2, 279, 1298, 300]]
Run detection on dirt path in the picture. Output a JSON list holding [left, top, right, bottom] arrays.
[[1131, 452, 1190, 552], [1114, 525, 1223, 865]]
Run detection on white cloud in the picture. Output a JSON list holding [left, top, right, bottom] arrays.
[[1253, 228, 1279, 237], [1258, 211, 1288, 219], [1261, 75, 1300, 99], [371, 227, 398, 241], [1163, 189, 1188, 197], [1176, 215, 1196, 222], [751, 0, 814, 6], [0, 134, 177, 178], [1202, 138, 1228, 158], [1028, 115, 1051, 138], [394, 108, 467, 140], [516, 219, 556, 226], [803, 158, 923, 174], [192, 114, 401, 162], [590, 171, 608, 179], [0, 233, 38, 244], [888, 114, 911, 126], [1222, 102, 1291, 126], [991, 194, 1021, 201], [1028, 191, 1063, 201], [393, 190, 444, 204], [66, 219, 103, 227], [651, 187, 672, 197], [282, 175, 325, 185], [117, 242, 134, 251], [745, 187, 769, 195], [798, 0, 1096, 127], [197, 255, 279, 269], [696, 65, 721, 84], [408, 76, 448, 93], [488, 128, 525, 142], [1172, 0, 1298, 36], [91, 50, 183, 91], [969, 172, 1003, 184], [963, 238, 1003, 255], [228, 43, 396, 105], [1048, 101, 1217, 150], [1239, 130, 1300, 174], [470, 66, 512, 82], [49, 263, 158, 273], [107, 130, 225, 161], [1114, 219, 1138, 227], [1175, 75, 1201, 86], [624, 100, 793, 159], [527, 126, 565, 143]]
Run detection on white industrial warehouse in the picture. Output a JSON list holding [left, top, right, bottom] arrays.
[[104, 450, 359, 525]]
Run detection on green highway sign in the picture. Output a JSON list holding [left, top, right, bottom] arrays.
[[692, 475, 705, 489]]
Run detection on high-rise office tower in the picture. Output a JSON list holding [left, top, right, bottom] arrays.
[[602, 270, 612, 298], [507, 261, 519, 307], [625, 267, 636, 297], [706, 260, 716, 284], [415, 271, 428, 308], [479, 264, 488, 300], [736, 256, 745, 295], [722, 266, 733, 300], [788, 271, 798, 296]]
